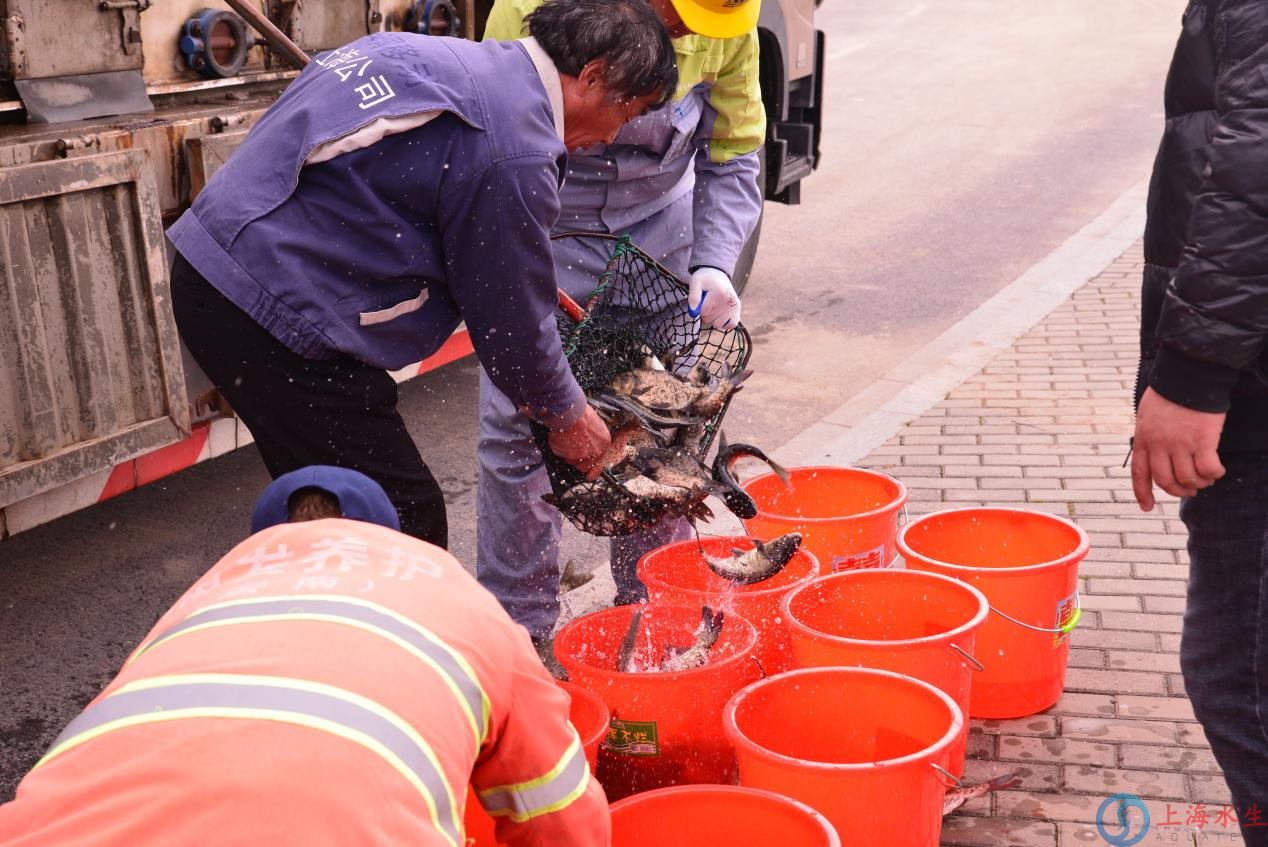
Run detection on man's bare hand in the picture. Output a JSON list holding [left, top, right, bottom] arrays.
[[548, 405, 612, 481], [1131, 387, 1227, 511]]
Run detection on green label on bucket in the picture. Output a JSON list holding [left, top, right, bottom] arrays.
[[603, 719, 659, 757], [1054, 590, 1079, 646]]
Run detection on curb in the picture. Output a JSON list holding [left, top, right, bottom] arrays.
[[773, 178, 1148, 468]]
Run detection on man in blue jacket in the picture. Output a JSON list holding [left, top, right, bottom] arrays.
[[167, 0, 677, 547]]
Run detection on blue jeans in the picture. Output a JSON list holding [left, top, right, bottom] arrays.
[[1180, 452, 1268, 847]]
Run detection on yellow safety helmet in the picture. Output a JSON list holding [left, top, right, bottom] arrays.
[[669, 0, 760, 40]]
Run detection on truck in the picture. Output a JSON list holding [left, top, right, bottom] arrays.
[[0, 0, 824, 539]]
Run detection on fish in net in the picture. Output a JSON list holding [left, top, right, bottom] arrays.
[[531, 233, 753, 537]]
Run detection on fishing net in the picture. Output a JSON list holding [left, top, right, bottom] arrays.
[[531, 233, 752, 536]]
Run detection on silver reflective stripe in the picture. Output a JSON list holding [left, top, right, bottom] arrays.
[[305, 111, 442, 165], [39, 676, 462, 847], [477, 734, 590, 823], [135, 596, 488, 744], [521, 37, 565, 143], [359, 290, 430, 326]]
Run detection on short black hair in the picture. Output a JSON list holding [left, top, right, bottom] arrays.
[[287, 486, 342, 523], [527, 0, 678, 107]]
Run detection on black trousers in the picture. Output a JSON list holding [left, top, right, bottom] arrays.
[[170, 254, 448, 547]]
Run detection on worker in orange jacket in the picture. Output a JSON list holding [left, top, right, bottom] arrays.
[[0, 466, 609, 847]]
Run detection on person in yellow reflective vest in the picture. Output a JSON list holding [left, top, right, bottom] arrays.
[[477, 0, 767, 662], [0, 466, 609, 847]]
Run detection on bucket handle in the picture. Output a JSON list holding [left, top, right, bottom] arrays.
[[885, 505, 912, 569], [989, 590, 1083, 636], [949, 642, 985, 672], [930, 763, 964, 789]]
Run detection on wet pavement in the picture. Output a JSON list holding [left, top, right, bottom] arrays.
[[850, 245, 1235, 845]]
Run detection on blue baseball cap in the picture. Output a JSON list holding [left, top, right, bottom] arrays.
[[251, 465, 400, 533]]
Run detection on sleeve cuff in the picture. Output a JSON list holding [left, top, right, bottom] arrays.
[[687, 250, 738, 279], [1148, 345, 1241, 413], [529, 390, 588, 431], [688, 264, 729, 277]]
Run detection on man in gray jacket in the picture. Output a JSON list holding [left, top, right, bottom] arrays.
[[479, 0, 765, 658]]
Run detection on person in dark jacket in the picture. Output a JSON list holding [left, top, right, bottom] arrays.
[[1134, 3, 1268, 841], [168, 0, 677, 548]]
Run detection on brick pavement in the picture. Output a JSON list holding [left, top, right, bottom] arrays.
[[852, 243, 1243, 846]]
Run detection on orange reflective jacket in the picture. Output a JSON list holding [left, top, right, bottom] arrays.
[[0, 519, 609, 847]]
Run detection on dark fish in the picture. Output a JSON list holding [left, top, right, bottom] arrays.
[[542, 466, 716, 535], [620, 473, 705, 503], [703, 533, 803, 585], [617, 609, 645, 673], [595, 420, 665, 470], [711, 435, 790, 519], [590, 390, 708, 429], [560, 558, 596, 592], [617, 606, 725, 673], [608, 366, 706, 416], [541, 352, 781, 533], [942, 771, 1021, 816], [616, 471, 716, 523], [626, 445, 730, 501], [687, 366, 751, 418], [660, 606, 726, 672], [543, 435, 785, 534], [670, 420, 707, 454], [598, 360, 748, 430]]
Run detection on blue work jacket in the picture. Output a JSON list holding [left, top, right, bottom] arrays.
[[168, 33, 585, 428]]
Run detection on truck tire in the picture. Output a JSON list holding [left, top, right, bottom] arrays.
[[731, 146, 766, 295]]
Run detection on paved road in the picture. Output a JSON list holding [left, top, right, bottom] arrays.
[[0, 0, 1184, 798]]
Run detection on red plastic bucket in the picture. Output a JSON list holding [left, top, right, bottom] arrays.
[[558, 679, 612, 769], [898, 507, 1089, 719], [464, 679, 610, 846], [638, 537, 821, 674], [610, 785, 841, 847], [724, 667, 964, 847], [555, 602, 761, 800], [742, 467, 907, 572], [783, 569, 988, 776]]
